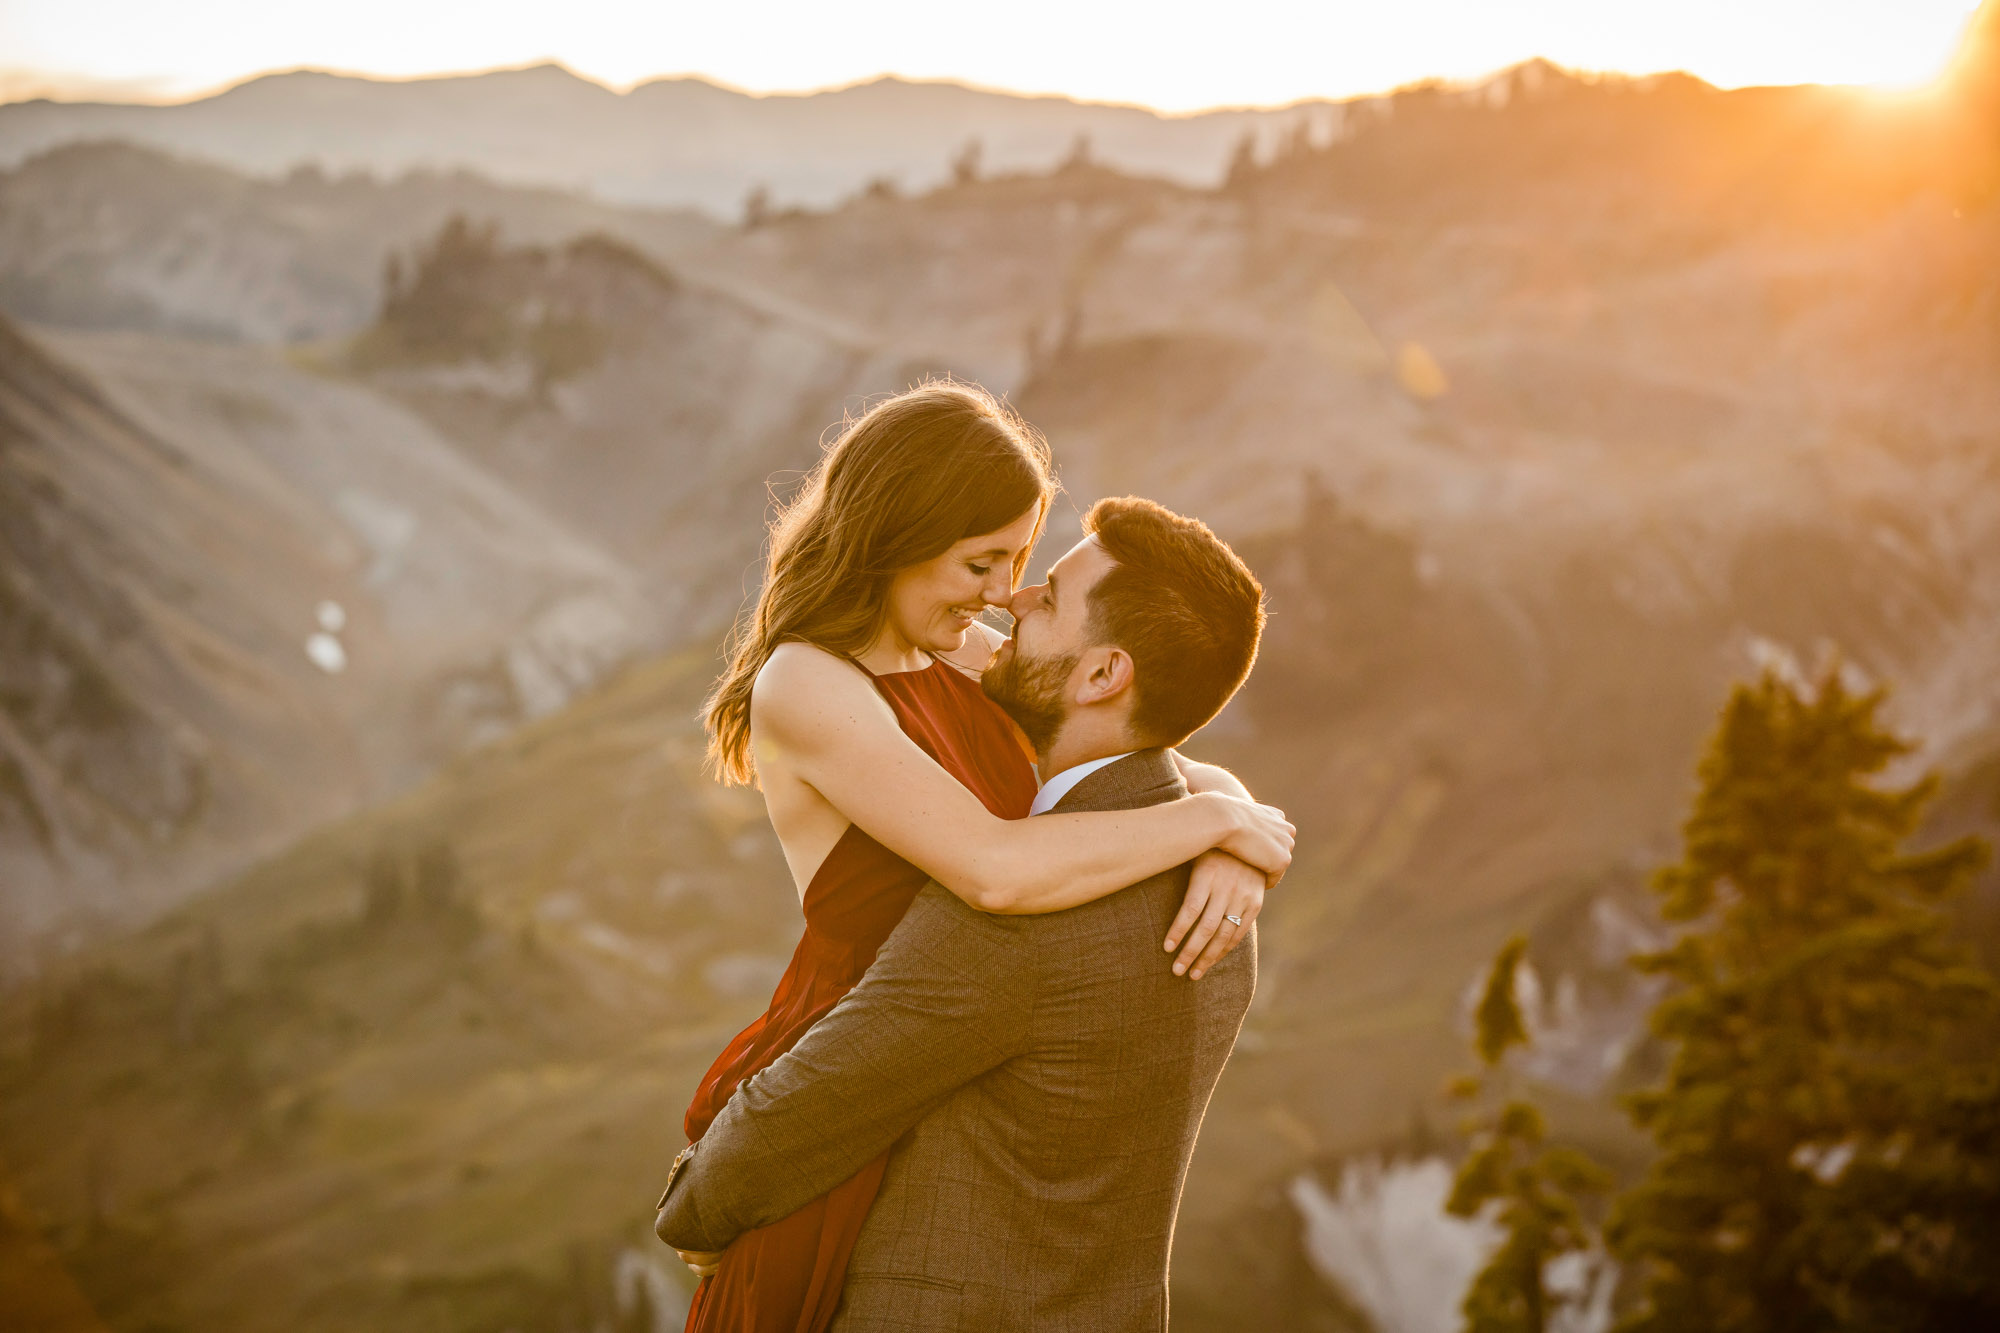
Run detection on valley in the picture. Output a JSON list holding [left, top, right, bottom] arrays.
[[3, 19, 1999, 1328]]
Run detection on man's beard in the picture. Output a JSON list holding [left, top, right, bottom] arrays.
[[981, 644, 1078, 757]]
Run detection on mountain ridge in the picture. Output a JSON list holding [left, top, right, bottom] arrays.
[[6, 59, 1370, 118], [0, 58, 1651, 216], [0, 140, 717, 342]]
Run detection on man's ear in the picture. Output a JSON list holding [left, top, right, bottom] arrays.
[[1074, 645, 1136, 707]]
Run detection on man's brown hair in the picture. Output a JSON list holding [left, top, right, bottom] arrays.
[[1082, 496, 1265, 747]]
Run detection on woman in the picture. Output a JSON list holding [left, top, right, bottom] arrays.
[[678, 382, 1292, 1332]]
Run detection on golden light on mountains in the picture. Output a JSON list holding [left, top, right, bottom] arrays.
[[0, 0, 1987, 110], [2, 4, 1999, 1333]]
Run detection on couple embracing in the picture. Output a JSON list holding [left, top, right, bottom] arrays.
[[654, 383, 1294, 1331]]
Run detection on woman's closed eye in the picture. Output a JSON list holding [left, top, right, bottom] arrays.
[[967, 562, 991, 576]]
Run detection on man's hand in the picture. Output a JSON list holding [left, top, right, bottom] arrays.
[[673, 1243, 724, 1279], [656, 1185, 722, 1278], [1165, 849, 1264, 979]]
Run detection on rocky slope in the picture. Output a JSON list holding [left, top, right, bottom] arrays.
[[0, 313, 653, 977], [0, 148, 977, 976], [346, 222, 902, 627]]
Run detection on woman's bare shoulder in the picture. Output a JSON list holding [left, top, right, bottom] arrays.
[[753, 642, 878, 734], [755, 641, 864, 697]]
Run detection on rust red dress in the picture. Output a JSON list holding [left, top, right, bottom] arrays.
[[681, 656, 1038, 1333]]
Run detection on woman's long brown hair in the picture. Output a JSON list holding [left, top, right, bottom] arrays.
[[703, 382, 1055, 785]]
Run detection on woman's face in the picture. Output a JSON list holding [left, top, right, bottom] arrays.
[[883, 505, 1043, 657]]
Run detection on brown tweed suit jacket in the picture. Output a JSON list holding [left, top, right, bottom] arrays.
[[654, 748, 1256, 1331]]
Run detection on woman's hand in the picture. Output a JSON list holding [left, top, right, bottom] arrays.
[[1204, 793, 1295, 885], [676, 1247, 724, 1279], [1165, 849, 1266, 979]]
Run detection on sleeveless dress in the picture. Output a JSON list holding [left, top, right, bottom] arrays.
[[682, 656, 1038, 1333]]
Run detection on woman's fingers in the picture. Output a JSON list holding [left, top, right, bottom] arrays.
[[1186, 886, 1262, 978], [1164, 877, 1212, 956], [1172, 850, 1268, 976], [1175, 888, 1235, 977]]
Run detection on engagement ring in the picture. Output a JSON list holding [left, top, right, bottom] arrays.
[[1224, 913, 1243, 926]]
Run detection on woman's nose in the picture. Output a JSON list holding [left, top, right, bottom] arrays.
[[982, 570, 1015, 607]]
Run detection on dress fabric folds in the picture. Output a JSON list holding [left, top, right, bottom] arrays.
[[681, 656, 1037, 1333]]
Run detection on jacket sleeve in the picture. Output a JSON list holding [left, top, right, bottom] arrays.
[[654, 882, 1036, 1252]]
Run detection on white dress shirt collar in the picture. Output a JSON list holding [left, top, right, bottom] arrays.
[[1029, 751, 1137, 816]]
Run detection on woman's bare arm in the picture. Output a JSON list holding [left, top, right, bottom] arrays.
[[752, 645, 1294, 914], [1175, 752, 1252, 801], [1168, 751, 1270, 978]]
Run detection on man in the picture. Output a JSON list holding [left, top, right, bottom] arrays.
[[655, 496, 1269, 1329]]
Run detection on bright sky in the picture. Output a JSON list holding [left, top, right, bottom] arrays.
[[0, 0, 1984, 111]]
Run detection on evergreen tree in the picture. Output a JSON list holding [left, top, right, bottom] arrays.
[[951, 137, 983, 187], [1448, 936, 1613, 1333], [1282, 118, 1313, 162], [1224, 130, 1260, 192], [374, 214, 509, 361], [1609, 666, 1997, 1333]]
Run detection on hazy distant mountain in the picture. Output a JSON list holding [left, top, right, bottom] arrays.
[[0, 141, 716, 342], [0, 62, 1348, 216]]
